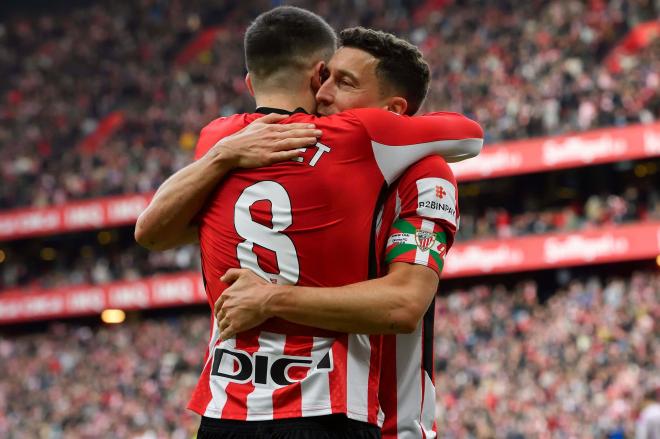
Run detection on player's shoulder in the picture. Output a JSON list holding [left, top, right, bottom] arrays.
[[399, 155, 456, 185], [310, 109, 402, 139], [287, 112, 369, 140], [304, 108, 396, 125], [200, 113, 254, 136], [342, 107, 400, 123], [195, 113, 256, 160], [422, 111, 484, 137]]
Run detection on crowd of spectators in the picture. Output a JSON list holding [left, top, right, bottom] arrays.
[[434, 270, 659, 438], [0, 271, 657, 438], [0, 314, 206, 438], [1, 0, 658, 209]]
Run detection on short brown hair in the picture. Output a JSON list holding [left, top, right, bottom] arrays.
[[340, 27, 430, 115], [245, 7, 337, 89]]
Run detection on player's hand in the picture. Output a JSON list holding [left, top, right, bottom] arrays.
[[212, 113, 322, 169], [215, 268, 272, 339]]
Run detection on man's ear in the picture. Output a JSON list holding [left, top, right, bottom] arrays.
[[245, 73, 255, 97], [385, 96, 408, 115], [310, 61, 326, 93]]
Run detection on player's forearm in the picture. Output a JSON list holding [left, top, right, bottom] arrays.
[[264, 265, 437, 334], [440, 144, 481, 162], [135, 150, 232, 251], [421, 112, 483, 161]]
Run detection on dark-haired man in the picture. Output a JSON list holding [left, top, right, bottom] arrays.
[[317, 27, 430, 116], [136, 8, 481, 439], [211, 27, 459, 439], [213, 28, 462, 439]]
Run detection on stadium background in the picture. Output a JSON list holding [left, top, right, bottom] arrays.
[[0, 0, 658, 437]]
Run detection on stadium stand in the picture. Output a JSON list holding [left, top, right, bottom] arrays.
[[0, 229, 199, 290], [0, 314, 207, 438], [0, 0, 658, 208], [435, 271, 659, 438], [0, 271, 657, 438], [1, 0, 659, 438]]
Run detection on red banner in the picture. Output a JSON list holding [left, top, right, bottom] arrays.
[[443, 221, 660, 278], [0, 272, 207, 325], [1, 222, 659, 324], [0, 193, 153, 241], [450, 122, 660, 181]]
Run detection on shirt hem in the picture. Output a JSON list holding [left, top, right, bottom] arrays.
[[188, 404, 382, 427]]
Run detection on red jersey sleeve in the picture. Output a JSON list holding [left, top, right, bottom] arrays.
[[382, 155, 459, 277], [347, 108, 483, 185], [194, 118, 223, 161], [193, 114, 258, 160]]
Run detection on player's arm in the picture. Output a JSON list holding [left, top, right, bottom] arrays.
[[218, 262, 438, 335], [350, 108, 483, 180], [134, 114, 321, 251], [217, 156, 456, 337], [417, 111, 484, 162]]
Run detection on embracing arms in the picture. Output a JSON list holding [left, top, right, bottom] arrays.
[[134, 114, 321, 250], [215, 262, 438, 338], [215, 154, 458, 338]]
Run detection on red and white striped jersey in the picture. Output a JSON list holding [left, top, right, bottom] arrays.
[[187, 108, 482, 425], [376, 155, 459, 439]]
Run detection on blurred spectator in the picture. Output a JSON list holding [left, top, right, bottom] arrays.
[[636, 390, 660, 439]]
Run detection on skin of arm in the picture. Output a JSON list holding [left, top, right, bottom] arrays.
[[134, 114, 322, 251], [420, 111, 483, 162], [215, 261, 439, 339]]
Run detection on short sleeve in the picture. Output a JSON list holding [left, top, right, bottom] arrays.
[[348, 108, 483, 184], [380, 155, 460, 277]]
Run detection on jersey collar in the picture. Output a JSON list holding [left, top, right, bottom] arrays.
[[255, 106, 309, 115]]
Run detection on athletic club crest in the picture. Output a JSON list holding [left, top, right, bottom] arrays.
[[415, 230, 436, 252]]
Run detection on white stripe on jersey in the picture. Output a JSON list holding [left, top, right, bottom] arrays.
[[420, 371, 437, 438], [413, 220, 436, 266], [415, 177, 457, 228], [301, 337, 334, 417], [204, 331, 380, 422], [371, 138, 483, 185], [394, 189, 402, 222], [395, 323, 424, 439], [375, 204, 385, 237], [245, 332, 286, 420], [204, 323, 230, 417], [386, 232, 444, 255], [346, 334, 372, 423]]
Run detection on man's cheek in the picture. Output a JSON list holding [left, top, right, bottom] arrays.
[[333, 97, 354, 112]]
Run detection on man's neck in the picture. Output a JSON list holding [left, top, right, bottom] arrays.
[[254, 93, 316, 114]]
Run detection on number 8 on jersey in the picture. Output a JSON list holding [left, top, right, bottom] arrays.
[[234, 181, 300, 285]]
